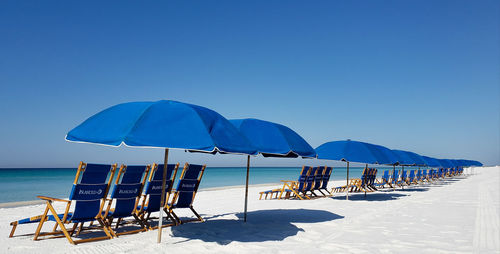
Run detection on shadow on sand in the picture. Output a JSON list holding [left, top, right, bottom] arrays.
[[330, 192, 407, 201], [170, 209, 343, 245]]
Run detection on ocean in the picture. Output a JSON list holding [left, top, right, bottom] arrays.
[[0, 166, 417, 203]]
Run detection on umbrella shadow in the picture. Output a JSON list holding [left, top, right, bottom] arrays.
[[330, 192, 407, 201], [397, 187, 430, 192], [170, 209, 343, 245]]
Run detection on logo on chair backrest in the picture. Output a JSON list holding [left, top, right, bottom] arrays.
[[119, 188, 138, 194], [79, 189, 102, 195]]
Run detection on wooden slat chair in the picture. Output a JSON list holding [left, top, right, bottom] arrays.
[[136, 163, 179, 229], [103, 164, 150, 236], [21, 162, 117, 245], [166, 163, 206, 224], [391, 169, 399, 187], [278, 166, 312, 200], [396, 169, 407, 187]]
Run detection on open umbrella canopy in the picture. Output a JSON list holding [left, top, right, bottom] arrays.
[[316, 140, 382, 164], [364, 143, 399, 165], [421, 156, 442, 167], [391, 150, 417, 166], [471, 160, 483, 166], [437, 159, 453, 168], [66, 100, 257, 155], [229, 118, 316, 158], [403, 151, 426, 166]]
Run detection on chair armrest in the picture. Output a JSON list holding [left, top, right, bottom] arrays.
[[37, 196, 71, 203], [280, 180, 297, 183]]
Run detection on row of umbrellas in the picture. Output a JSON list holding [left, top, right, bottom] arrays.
[[66, 100, 482, 243]]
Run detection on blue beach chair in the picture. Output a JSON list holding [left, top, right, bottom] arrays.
[[318, 166, 333, 196], [8, 162, 117, 244], [166, 163, 206, 224], [136, 163, 180, 229], [103, 164, 150, 236], [375, 170, 391, 188], [310, 166, 325, 196], [277, 166, 312, 200], [406, 170, 415, 185]]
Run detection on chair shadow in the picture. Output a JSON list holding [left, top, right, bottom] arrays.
[[397, 187, 430, 192], [170, 209, 344, 245], [330, 192, 407, 201]]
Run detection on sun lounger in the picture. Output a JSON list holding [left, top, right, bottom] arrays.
[[103, 164, 150, 236], [166, 163, 206, 224], [9, 162, 117, 244], [278, 166, 313, 200], [375, 170, 392, 188], [136, 163, 180, 229], [317, 166, 333, 196]]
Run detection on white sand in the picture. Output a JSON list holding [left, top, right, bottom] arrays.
[[1, 166, 498, 253]]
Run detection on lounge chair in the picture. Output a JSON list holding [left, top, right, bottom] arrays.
[[406, 170, 415, 185], [317, 166, 333, 196], [136, 163, 180, 229], [166, 163, 206, 224], [375, 170, 392, 188], [277, 166, 312, 200], [9, 162, 117, 244], [103, 164, 150, 236], [310, 166, 325, 196]]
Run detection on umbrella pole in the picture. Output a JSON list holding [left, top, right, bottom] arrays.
[[244, 155, 250, 222], [364, 164, 367, 198], [401, 165, 404, 189], [157, 148, 169, 243], [346, 161, 349, 200], [392, 165, 395, 191]]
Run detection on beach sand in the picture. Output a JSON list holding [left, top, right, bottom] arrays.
[[1, 166, 498, 253]]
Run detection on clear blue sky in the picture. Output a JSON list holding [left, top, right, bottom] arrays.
[[0, 0, 498, 168]]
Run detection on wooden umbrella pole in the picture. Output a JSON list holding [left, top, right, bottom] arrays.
[[157, 148, 169, 243], [393, 165, 396, 191], [364, 164, 367, 198], [244, 155, 250, 222], [346, 161, 349, 200]]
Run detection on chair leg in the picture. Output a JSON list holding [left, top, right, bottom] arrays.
[[189, 206, 204, 222], [9, 222, 18, 238], [33, 204, 50, 241], [45, 202, 75, 245]]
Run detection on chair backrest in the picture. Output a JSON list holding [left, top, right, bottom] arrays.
[[360, 167, 368, 185], [401, 169, 407, 180], [142, 163, 179, 213], [313, 166, 324, 190], [304, 167, 318, 191], [408, 170, 415, 181], [320, 167, 332, 189], [172, 163, 206, 208], [69, 162, 117, 222], [382, 170, 389, 181], [391, 170, 398, 184], [108, 165, 149, 218], [296, 166, 311, 191]]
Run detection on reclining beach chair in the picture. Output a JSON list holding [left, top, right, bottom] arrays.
[[406, 170, 415, 185], [397, 169, 407, 187], [277, 166, 312, 200], [317, 166, 333, 196], [9, 162, 117, 244], [136, 163, 180, 229], [166, 163, 206, 224], [310, 166, 325, 196], [301, 166, 318, 197], [375, 170, 391, 188], [103, 164, 150, 236]]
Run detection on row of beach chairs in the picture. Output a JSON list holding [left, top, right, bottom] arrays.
[[259, 166, 333, 200], [261, 166, 465, 200], [9, 161, 206, 245]]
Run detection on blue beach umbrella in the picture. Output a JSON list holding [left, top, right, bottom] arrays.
[[438, 159, 453, 169], [67, 100, 257, 243], [230, 118, 316, 221], [391, 150, 417, 166], [421, 156, 442, 168], [316, 140, 396, 199]]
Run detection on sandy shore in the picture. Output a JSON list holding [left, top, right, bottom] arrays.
[[1, 166, 498, 253]]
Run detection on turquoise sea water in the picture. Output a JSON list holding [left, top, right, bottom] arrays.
[[0, 166, 418, 203]]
